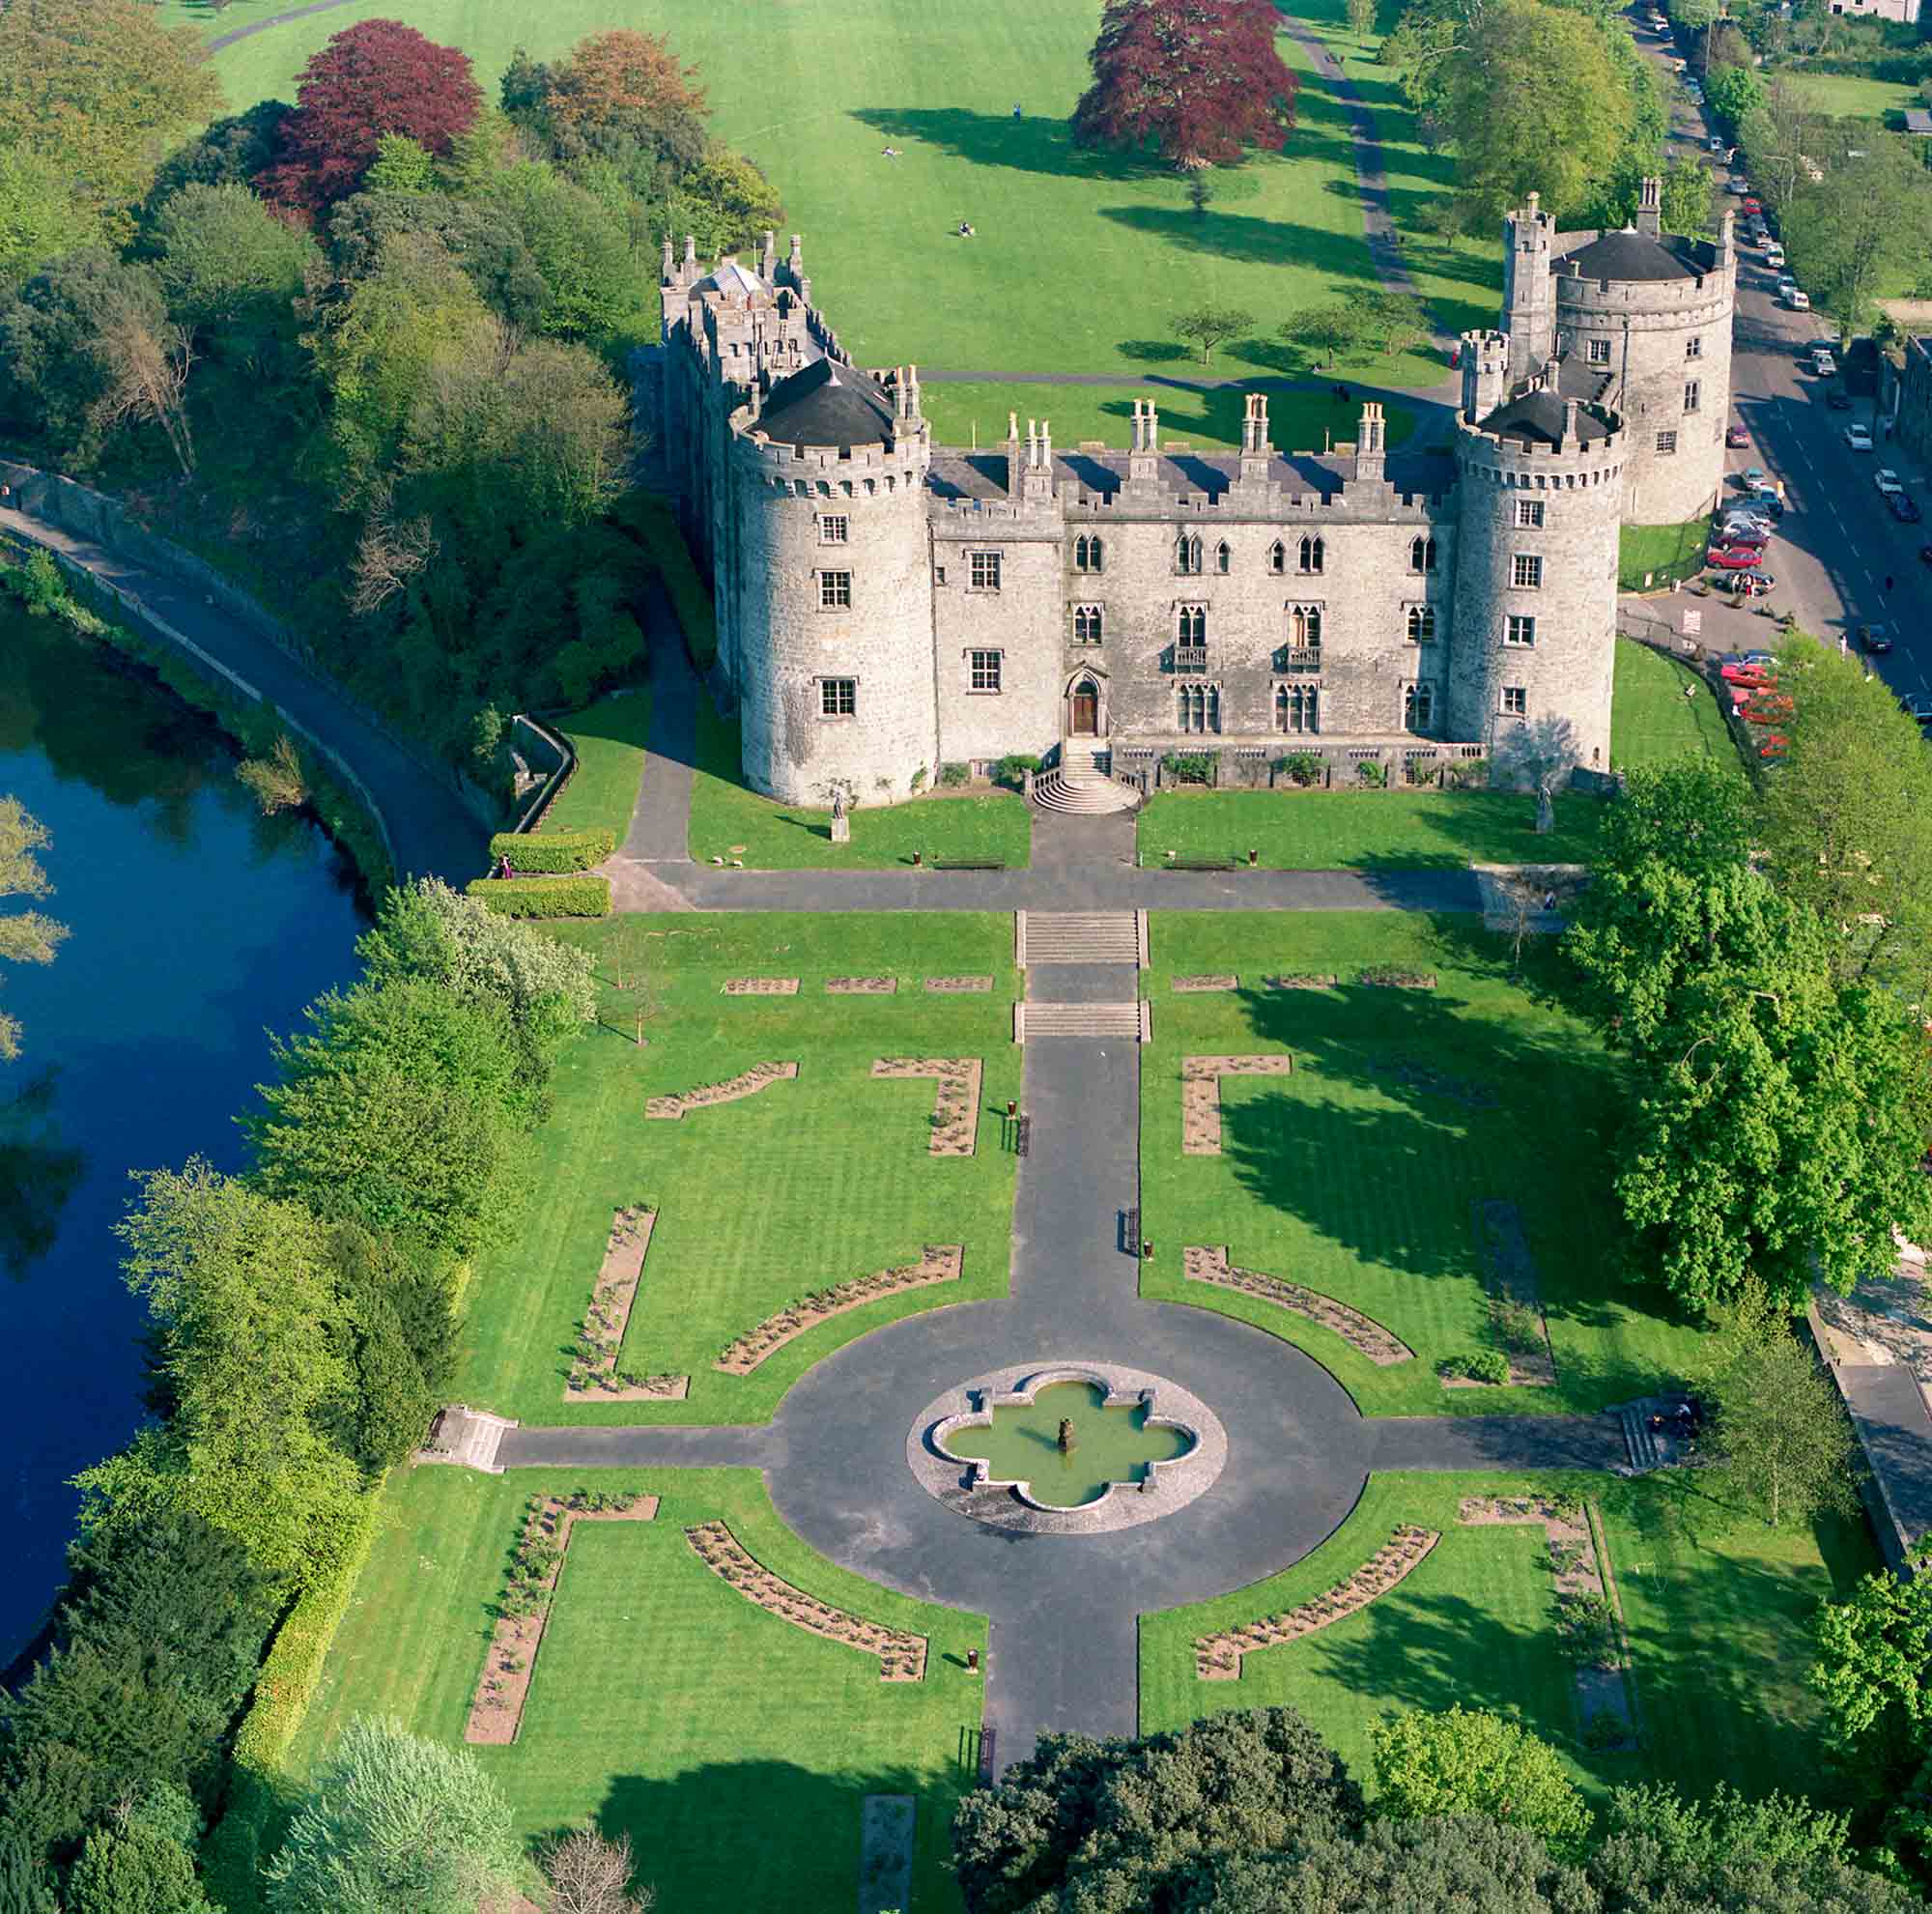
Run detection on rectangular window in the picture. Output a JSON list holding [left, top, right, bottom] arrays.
[[1275, 684, 1320, 733], [969, 649, 1002, 693], [1655, 430, 1678, 455], [1586, 338, 1611, 365], [1502, 686, 1528, 717], [1177, 684, 1219, 734], [1505, 614, 1536, 647], [819, 678, 856, 718], [818, 515, 849, 544], [1512, 554, 1543, 589], [1686, 335, 1703, 360], [818, 570, 852, 610], [969, 550, 1003, 591], [1683, 380, 1701, 414], [1516, 500, 1544, 528]]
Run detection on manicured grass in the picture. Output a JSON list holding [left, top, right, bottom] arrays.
[[1618, 517, 1712, 591], [1781, 71, 1923, 122], [687, 701, 1034, 870], [1141, 912, 1713, 1415], [1136, 787, 1608, 870], [184, 0, 1489, 391], [1141, 1469, 1873, 1809], [455, 913, 1021, 1424], [292, 1466, 985, 1914], [921, 382, 1415, 458], [541, 690, 652, 843], [1609, 639, 1733, 770]]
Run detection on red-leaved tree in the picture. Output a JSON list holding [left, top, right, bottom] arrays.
[[262, 19, 483, 218], [1072, 0, 1298, 167]]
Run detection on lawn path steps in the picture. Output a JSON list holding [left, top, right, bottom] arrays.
[[562, 1208, 688, 1403], [1183, 1246, 1414, 1366], [873, 1057, 983, 1156], [1181, 1054, 1294, 1156], [714, 1245, 964, 1374], [645, 1061, 798, 1120], [1466, 1199, 1559, 1386], [1458, 1496, 1635, 1744], [467, 1493, 659, 1745], [684, 1521, 926, 1680], [1193, 1527, 1440, 1679]]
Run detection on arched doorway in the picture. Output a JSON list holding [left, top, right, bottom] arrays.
[[1066, 673, 1101, 737]]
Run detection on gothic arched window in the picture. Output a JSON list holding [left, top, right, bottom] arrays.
[[1075, 533, 1104, 573], [1268, 540, 1286, 575], [1298, 535, 1324, 575], [1409, 535, 1438, 574], [1177, 604, 1208, 643], [1214, 540, 1231, 574], [1406, 604, 1436, 643], [1073, 604, 1104, 643], [1177, 534, 1203, 575]]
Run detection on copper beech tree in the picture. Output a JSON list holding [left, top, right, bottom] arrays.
[[1071, 0, 1298, 167]]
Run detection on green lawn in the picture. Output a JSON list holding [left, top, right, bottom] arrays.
[[688, 702, 1034, 869], [1609, 639, 1733, 771], [292, 1466, 985, 1914], [181, 0, 1488, 395], [1619, 518, 1712, 591], [455, 913, 1021, 1425], [1136, 787, 1607, 869], [541, 690, 652, 843], [1141, 912, 1712, 1415], [1141, 1470, 1874, 1809], [1781, 71, 1923, 122]]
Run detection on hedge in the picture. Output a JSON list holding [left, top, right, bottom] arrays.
[[487, 827, 614, 872], [466, 874, 611, 918], [201, 1487, 385, 1912]]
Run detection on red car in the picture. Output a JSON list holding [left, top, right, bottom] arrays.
[[1742, 197, 1762, 214], [1725, 423, 1749, 447], [1708, 544, 1766, 569], [1744, 696, 1794, 723], [1756, 734, 1789, 758], [1719, 660, 1775, 685]]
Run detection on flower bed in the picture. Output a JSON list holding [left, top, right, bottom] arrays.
[[563, 1207, 688, 1402], [1172, 975, 1237, 992], [872, 1057, 982, 1156], [1194, 1526, 1439, 1679], [723, 977, 799, 995], [714, 1245, 963, 1374], [684, 1521, 925, 1680], [828, 977, 897, 994], [645, 1061, 798, 1120], [1180, 1055, 1294, 1156], [1355, 967, 1436, 989], [467, 1491, 659, 1744], [1265, 973, 1338, 990], [924, 975, 993, 992], [1183, 1245, 1414, 1366]]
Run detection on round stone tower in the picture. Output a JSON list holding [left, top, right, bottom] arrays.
[[1448, 367, 1624, 775], [731, 358, 937, 806]]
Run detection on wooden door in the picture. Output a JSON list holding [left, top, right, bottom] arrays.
[[1071, 689, 1097, 735]]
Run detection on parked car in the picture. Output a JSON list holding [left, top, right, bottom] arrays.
[[1900, 692, 1932, 726], [1845, 423, 1874, 451], [1742, 196, 1762, 214], [1743, 485, 1784, 513], [1889, 492, 1922, 524], [1764, 243, 1786, 268], [1785, 289, 1812, 311], [1775, 274, 1797, 295], [1875, 467, 1905, 496], [1858, 625, 1894, 654], [1728, 175, 1748, 194], [1725, 421, 1749, 447], [1733, 573, 1779, 599], [1827, 388, 1853, 411], [1744, 691, 1794, 718], [1708, 545, 1766, 570], [1755, 733, 1789, 759], [1811, 349, 1836, 375]]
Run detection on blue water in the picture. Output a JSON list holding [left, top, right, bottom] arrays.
[[0, 611, 363, 1661]]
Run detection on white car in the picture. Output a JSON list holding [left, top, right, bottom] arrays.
[[1876, 468, 1905, 496], [1784, 289, 1810, 311], [1812, 349, 1836, 375], [1763, 243, 1785, 268], [1845, 424, 1874, 451], [1721, 514, 1776, 540]]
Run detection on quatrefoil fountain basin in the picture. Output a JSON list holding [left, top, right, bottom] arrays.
[[907, 1362, 1229, 1534]]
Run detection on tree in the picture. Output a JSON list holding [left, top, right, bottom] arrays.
[[265, 1716, 522, 1914], [483, 163, 640, 340], [1072, 0, 1300, 167], [90, 309, 196, 478], [1279, 298, 1374, 368], [537, 27, 709, 170], [64, 1819, 210, 1914], [664, 147, 786, 259], [1346, 0, 1378, 31], [262, 20, 484, 219], [0, 798, 68, 1063], [1812, 1548, 1932, 1771], [1492, 714, 1579, 833], [541, 1828, 655, 1914], [1359, 288, 1430, 358], [1790, 139, 1932, 333], [1705, 63, 1763, 128], [143, 102, 293, 214], [152, 183, 319, 331], [951, 1707, 1364, 1913], [363, 134, 438, 196], [1370, 1708, 1591, 1854], [0, 1834, 55, 1914], [1170, 304, 1255, 364], [0, 151, 100, 294], [1697, 1278, 1858, 1527], [0, 0, 224, 237], [1659, 155, 1716, 236]]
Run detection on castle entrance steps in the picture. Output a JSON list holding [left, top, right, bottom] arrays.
[[1031, 743, 1138, 816]]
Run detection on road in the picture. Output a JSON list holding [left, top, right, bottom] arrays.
[[1628, 5, 1932, 702]]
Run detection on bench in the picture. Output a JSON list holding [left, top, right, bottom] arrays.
[[928, 858, 1007, 871], [1162, 856, 1243, 871]]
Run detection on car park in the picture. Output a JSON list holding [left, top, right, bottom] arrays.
[[1858, 625, 1895, 655], [1845, 423, 1874, 451], [1725, 421, 1749, 446], [1875, 468, 1905, 495], [1890, 492, 1922, 524]]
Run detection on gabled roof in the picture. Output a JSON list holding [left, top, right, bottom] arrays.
[[756, 357, 896, 451], [691, 259, 767, 301], [1478, 387, 1613, 448], [1557, 228, 1706, 283]]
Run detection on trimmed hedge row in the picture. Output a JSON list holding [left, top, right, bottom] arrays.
[[488, 827, 614, 872], [202, 1488, 385, 1913], [466, 874, 611, 918]]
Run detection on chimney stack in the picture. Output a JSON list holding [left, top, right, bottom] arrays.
[[1636, 175, 1662, 238], [1353, 400, 1386, 484]]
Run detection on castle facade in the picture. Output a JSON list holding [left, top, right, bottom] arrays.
[[652, 185, 1734, 806]]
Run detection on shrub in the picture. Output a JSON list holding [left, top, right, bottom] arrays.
[[993, 754, 1041, 790], [465, 875, 611, 918], [939, 761, 971, 787], [1161, 751, 1214, 785], [1354, 759, 1387, 787], [1437, 1349, 1510, 1386], [1275, 751, 1322, 787], [487, 827, 613, 872], [909, 764, 926, 792], [1490, 1295, 1545, 1355], [1581, 1709, 1630, 1751], [1554, 1590, 1620, 1665]]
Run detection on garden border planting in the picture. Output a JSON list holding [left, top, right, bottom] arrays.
[[827, 977, 897, 994], [723, 977, 800, 995], [924, 975, 993, 993], [1265, 974, 1338, 990], [1173, 975, 1238, 992], [1355, 967, 1436, 989], [872, 1057, 982, 1156], [1181, 1054, 1294, 1156], [563, 1208, 688, 1402], [1192, 1526, 1440, 1679], [645, 1061, 798, 1120], [714, 1245, 964, 1373], [466, 1491, 660, 1745], [683, 1520, 926, 1680], [1182, 1246, 1415, 1366]]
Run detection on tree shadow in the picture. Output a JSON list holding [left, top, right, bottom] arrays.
[[1097, 203, 1380, 274], [0, 1071, 85, 1281], [850, 106, 1158, 184], [1118, 339, 1192, 365]]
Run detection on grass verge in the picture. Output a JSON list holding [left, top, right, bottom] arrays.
[[1609, 638, 1734, 770], [542, 690, 653, 843]]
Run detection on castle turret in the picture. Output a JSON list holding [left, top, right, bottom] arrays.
[[1460, 329, 1511, 423], [1503, 193, 1556, 382]]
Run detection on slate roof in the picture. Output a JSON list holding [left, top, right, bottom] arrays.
[[691, 259, 768, 300], [924, 447, 1453, 505], [1477, 387, 1613, 448], [1557, 228, 1707, 283], [755, 358, 897, 451]]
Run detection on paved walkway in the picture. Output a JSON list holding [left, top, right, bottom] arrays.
[[206, 0, 363, 52]]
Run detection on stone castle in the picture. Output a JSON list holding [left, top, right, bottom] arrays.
[[651, 180, 1735, 805]]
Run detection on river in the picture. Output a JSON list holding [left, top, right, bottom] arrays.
[[0, 608, 365, 1663]]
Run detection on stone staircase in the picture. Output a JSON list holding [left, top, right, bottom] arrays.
[[1016, 1001, 1146, 1041], [1017, 910, 1144, 966], [1031, 744, 1139, 814], [1616, 1403, 1662, 1474]]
